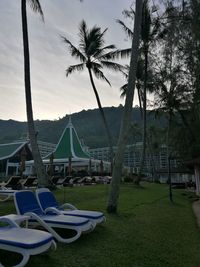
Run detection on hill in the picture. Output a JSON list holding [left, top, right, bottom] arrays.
[[0, 106, 166, 148]]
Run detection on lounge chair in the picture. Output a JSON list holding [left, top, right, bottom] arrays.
[[63, 176, 73, 187], [0, 188, 16, 202], [50, 177, 66, 186], [59, 177, 73, 187], [14, 190, 94, 243], [50, 176, 61, 186], [0, 176, 22, 190], [36, 188, 106, 225], [21, 177, 38, 188], [0, 214, 56, 267]]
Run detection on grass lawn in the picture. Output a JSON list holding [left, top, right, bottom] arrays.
[[0, 182, 200, 267]]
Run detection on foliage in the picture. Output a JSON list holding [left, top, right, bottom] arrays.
[[117, 1, 162, 185], [151, 0, 200, 161], [0, 107, 167, 148]]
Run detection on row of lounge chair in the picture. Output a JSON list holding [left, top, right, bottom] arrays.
[[0, 175, 112, 202], [51, 175, 112, 187], [0, 188, 105, 267], [0, 175, 112, 190], [0, 176, 37, 190], [0, 176, 38, 202]]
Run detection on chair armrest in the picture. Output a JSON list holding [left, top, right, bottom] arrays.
[[60, 203, 77, 210], [44, 207, 62, 215], [0, 186, 8, 190], [0, 215, 20, 228], [0, 214, 30, 227]]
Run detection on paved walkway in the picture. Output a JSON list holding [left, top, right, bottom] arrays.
[[193, 200, 200, 226]]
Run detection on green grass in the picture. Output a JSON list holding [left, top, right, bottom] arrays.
[[0, 183, 200, 267]]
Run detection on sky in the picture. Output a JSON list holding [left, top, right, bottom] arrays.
[[0, 0, 138, 121]]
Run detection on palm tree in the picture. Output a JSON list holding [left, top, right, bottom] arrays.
[[136, 1, 151, 184], [107, 0, 143, 213], [62, 20, 124, 169], [21, 0, 49, 187], [117, 1, 160, 184]]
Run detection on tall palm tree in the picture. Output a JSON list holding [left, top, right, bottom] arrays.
[[136, 1, 151, 184], [21, 0, 48, 187], [62, 20, 124, 169], [107, 0, 143, 213], [117, 0, 160, 184]]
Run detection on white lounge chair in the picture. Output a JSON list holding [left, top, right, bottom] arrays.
[[0, 214, 56, 267], [0, 188, 17, 202], [36, 188, 106, 225], [14, 190, 94, 244]]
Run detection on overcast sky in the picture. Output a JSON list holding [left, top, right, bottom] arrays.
[[0, 0, 138, 121]]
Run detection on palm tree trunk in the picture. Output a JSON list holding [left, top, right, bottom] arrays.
[[167, 111, 173, 202], [135, 46, 148, 185], [107, 0, 143, 213], [87, 67, 114, 171], [21, 0, 48, 187], [137, 85, 143, 117]]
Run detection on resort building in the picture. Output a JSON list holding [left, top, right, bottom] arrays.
[[24, 118, 110, 177], [0, 119, 192, 183], [89, 143, 193, 183], [0, 142, 33, 178], [37, 141, 56, 157], [15, 136, 56, 158], [89, 143, 178, 171]]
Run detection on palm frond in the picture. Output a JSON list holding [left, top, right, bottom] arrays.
[[116, 19, 133, 39], [90, 62, 102, 70], [100, 61, 124, 72], [122, 7, 135, 19], [102, 44, 116, 50], [27, 0, 44, 20], [87, 40, 100, 57], [79, 20, 88, 52], [108, 48, 132, 59], [66, 63, 85, 77], [119, 66, 128, 81], [61, 36, 86, 62], [86, 27, 106, 56], [119, 66, 129, 79], [93, 45, 116, 58], [92, 66, 111, 86], [97, 48, 131, 61], [120, 84, 128, 99]]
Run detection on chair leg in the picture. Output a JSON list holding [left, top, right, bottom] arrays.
[[25, 212, 82, 243], [0, 195, 11, 202], [12, 250, 30, 267]]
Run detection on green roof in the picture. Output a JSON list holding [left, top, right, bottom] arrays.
[[52, 118, 89, 159], [0, 142, 27, 160]]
